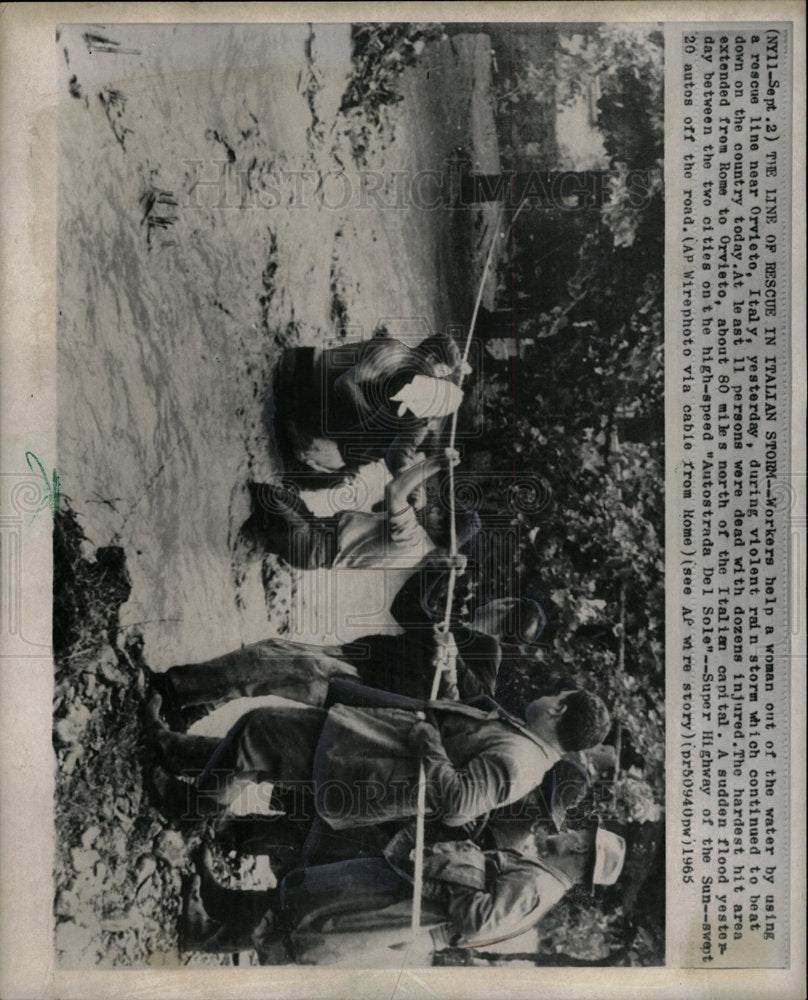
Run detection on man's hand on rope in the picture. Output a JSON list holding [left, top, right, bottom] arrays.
[[432, 627, 459, 702], [429, 551, 467, 573], [409, 719, 442, 756], [432, 628, 458, 676]]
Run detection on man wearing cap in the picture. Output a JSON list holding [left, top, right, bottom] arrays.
[[180, 821, 626, 964]]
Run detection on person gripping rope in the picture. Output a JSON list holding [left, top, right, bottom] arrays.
[[179, 822, 626, 964], [144, 682, 611, 837]]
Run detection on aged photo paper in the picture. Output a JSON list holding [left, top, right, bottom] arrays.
[[0, 3, 804, 999]]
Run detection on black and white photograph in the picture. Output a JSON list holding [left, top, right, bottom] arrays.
[[2, 3, 806, 996], [46, 18, 667, 972]]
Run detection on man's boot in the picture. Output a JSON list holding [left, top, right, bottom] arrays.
[[147, 766, 227, 825], [179, 848, 281, 954], [180, 874, 275, 954]]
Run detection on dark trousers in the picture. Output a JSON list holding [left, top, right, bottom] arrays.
[[280, 858, 410, 933], [164, 637, 355, 713], [195, 857, 429, 957], [156, 705, 326, 819], [246, 482, 340, 569]]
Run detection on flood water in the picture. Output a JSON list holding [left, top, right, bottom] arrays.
[[58, 23, 497, 671]]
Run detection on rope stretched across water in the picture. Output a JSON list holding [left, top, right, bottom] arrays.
[[409, 203, 521, 940]]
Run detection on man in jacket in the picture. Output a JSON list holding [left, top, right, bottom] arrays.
[[145, 680, 610, 834], [180, 821, 626, 964], [147, 577, 545, 730]]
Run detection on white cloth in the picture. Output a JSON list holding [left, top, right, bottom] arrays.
[[297, 460, 392, 517], [292, 505, 436, 645], [389, 375, 463, 419], [333, 505, 432, 568]]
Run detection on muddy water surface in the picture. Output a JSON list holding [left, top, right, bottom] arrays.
[[58, 23, 496, 670]]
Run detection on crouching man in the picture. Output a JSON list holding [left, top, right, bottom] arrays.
[[145, 684, 610, 835], [181, 822, 626, 965]]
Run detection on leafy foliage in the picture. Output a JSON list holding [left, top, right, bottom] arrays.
[[455, 23, 666, 966], [495, 24, 663, 133], [340, 23, 446, 162]]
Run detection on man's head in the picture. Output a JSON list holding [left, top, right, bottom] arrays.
[[472, 597, 546, 645], [525, 690, 610, 752], [535, 825, 626, 888]]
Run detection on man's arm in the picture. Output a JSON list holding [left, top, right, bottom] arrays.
[[328, 676, 426, 712], [452, 629, 501, 700], [384, 448, 459, 517], [383, 421, 430, 475], [409, 721, 517, 827], [390, 559, 443, 629], [389, 552, 467, 625], [432, 856, 565, 949]]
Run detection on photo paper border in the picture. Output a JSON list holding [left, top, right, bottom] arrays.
[[0, 3, 804, 998]]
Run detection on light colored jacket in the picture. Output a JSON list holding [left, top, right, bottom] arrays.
[[422, 840, 572, 949], [277, 839, 572, 957], [313, 697, 560, 830]]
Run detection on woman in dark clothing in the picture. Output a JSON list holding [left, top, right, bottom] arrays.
[[268, 332, 465, 480]]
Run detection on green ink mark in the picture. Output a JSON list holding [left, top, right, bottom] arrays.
[[25, 451, 60, 528]]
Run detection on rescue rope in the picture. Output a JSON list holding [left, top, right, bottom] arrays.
[[410, 201, 524, 940]]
